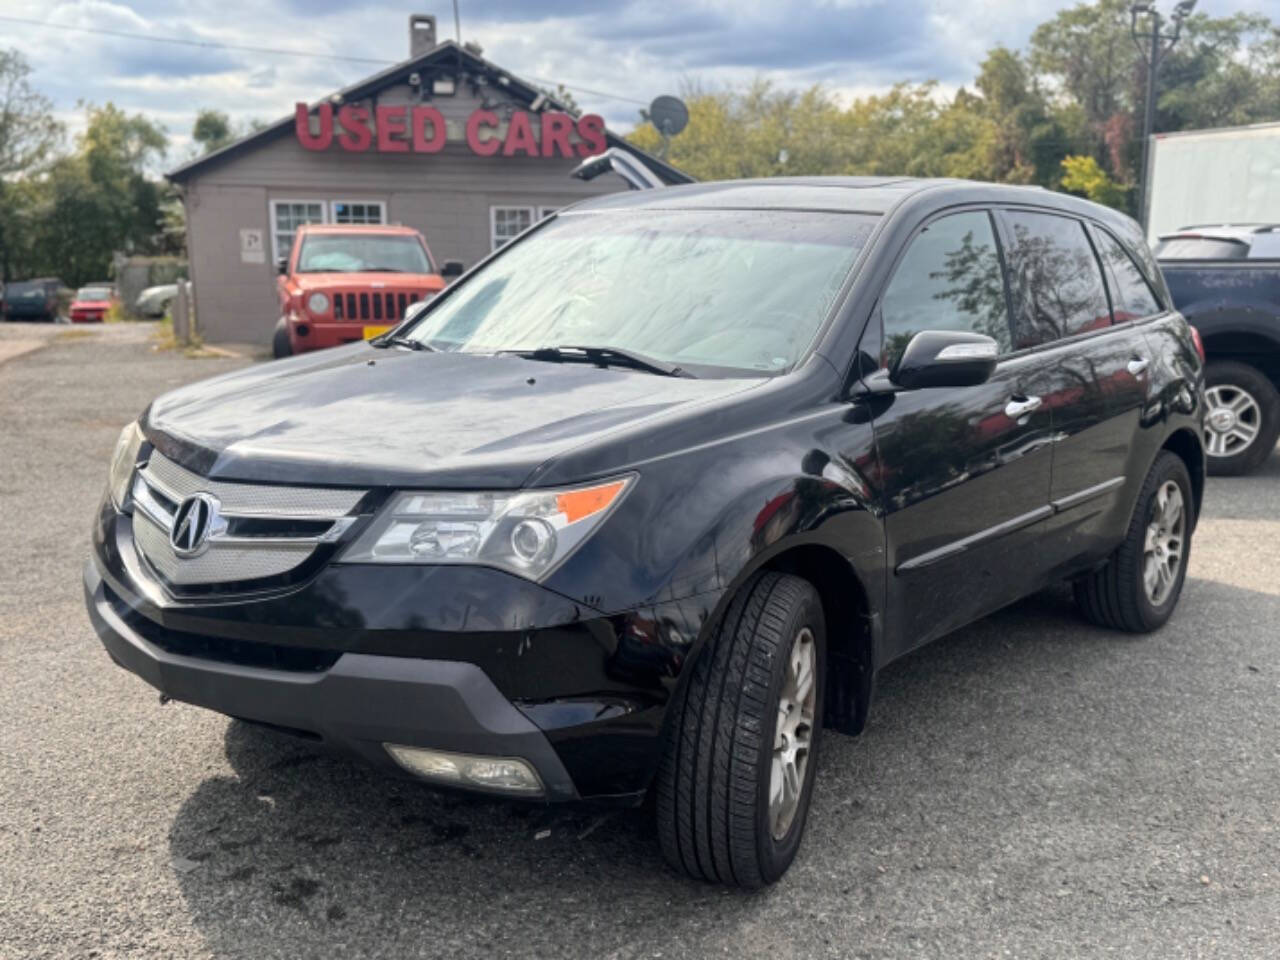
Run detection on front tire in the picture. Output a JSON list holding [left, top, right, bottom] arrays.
[[1074, 451, 1193, 633], [1203, 361, 1280, 476], [271, 318, 293, 359], [656, 572, 826, 888]]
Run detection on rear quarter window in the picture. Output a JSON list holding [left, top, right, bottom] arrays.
[[1092, 228, 1162, 322]]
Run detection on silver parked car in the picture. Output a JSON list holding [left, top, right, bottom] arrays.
[[135, 284, 179, 319]]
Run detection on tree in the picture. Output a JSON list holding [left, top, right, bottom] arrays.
[[0, 48, 63, 281], [192, 109, 235, 154], [1060, 154, 1128, 210]]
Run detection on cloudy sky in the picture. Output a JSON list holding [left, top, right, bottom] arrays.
[[2, 0, 1276, 165]]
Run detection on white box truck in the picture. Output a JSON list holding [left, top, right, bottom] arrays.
[[1146, 121, 1280, 242]]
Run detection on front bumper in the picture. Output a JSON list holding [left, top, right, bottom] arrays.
[[84, 560, 579, 800]]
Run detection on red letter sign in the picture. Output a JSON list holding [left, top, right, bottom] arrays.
[[412, 106, 446, 153], [336, 105, 373, 152], [575, 114, 606, 157], [466, 109, 501, 156], [295, 102, 332, 151], [376, 105, 409, 153], [540, 113, 574, 158], [502, 111, 539, 157]]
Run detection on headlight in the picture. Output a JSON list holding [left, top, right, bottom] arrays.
[[107, 421, 145, 509], [306, 293, 329, 315], [340, 475, 635, 581]]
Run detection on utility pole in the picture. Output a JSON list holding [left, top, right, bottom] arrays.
[[1131, 1, 1197, 226]]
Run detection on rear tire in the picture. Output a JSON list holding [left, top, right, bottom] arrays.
[[1074, 451, 1193, 633], [656, 571, 826, 888], [1203, 361, 1280, 476], [271, 318, 292, 359]]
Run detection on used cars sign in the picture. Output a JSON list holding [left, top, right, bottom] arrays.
[[294, 102, 607, 158]]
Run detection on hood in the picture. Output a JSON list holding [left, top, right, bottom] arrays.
[[145, 343, 761, 488], [292, 272, 445, 291], [71, 300, 109, 310]]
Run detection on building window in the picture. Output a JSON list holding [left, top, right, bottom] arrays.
[[332, 201, 386, 225], [539, 206, 559, 221], [491, 206, 535, 250], [271, 200, 326, 262]]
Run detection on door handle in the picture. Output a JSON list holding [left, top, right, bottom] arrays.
[[1005, 396, 1043, 419], [1127, 357, 1150, 376]]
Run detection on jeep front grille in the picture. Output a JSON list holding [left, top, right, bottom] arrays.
[[129, 451, 366, 587], [331, 290, 422, 322]]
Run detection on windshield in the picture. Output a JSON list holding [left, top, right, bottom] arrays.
[[403, 209, 877, 375], [298, 235, 432, 274], [76, 287, 112, 301]]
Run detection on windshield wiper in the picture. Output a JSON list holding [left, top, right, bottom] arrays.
[[372, 334, 435, 352], [363, 268, 407, 273], [498, 345, 694, 378]]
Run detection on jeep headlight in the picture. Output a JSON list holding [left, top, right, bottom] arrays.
[[108, 421, 145, 510], [307, 292, 329, 315], [340, 476, 634, 581]]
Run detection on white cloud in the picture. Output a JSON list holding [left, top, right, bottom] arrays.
[[5, 0, 1280, 171]]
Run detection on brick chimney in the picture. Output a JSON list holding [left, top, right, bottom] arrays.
[[409, 14, 437, 58]]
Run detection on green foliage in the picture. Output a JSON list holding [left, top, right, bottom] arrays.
[[2, 83, 169, 286], [1060, 154, 1128, 210], [629, 1, 1280, 215], [192, 109, 235, 154]]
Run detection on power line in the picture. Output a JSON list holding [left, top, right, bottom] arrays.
[[0, 14, 648, 106]]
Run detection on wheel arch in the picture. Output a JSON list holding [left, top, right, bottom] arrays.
[[1160, 427, 1205, 531]]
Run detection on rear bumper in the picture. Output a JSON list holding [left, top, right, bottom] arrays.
[[83, 560, 579, 800]]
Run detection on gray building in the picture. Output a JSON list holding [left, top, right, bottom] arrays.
[[167, 14, 688, 345]]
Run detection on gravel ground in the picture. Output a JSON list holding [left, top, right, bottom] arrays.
[[2, 322, 1278, 959]]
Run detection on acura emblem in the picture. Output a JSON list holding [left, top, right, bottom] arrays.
[[170, 493, 219, 556]]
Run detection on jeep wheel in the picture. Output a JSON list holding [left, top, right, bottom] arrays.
[[656, 571, 826, 888], [1203, 361, 1280, 476], [271, 318, 292, 359], [1074, 451, 1194, 633]]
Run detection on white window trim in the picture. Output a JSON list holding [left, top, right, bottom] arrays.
[[270, 198, 327, 265], [490, 205, 537, 251], [330, 200, 387, 225]]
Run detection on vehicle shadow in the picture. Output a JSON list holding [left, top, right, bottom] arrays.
[[166, 575, 1280, 959]]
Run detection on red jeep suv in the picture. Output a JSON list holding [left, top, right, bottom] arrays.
[[273, 224, 452, 357]]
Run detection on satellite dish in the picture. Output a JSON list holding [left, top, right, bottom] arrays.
[[649, 95, 689, 137]]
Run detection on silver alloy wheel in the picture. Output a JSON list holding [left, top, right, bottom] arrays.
[[1143, 480, 1185, 607], [1204, 384, 1262, 459], [770, 626, 816, 840]]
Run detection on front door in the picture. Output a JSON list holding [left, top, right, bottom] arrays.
[[869, 209, 1056, 657]]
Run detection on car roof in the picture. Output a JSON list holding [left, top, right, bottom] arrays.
[[299, 224, 423, 236], [565, 176, 1113, 220]]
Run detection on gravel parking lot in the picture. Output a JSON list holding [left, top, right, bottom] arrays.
[[2, 322, 1278, 959]]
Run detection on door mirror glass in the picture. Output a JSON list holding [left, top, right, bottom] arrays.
[[890, 330, 999, 390], [441, 260, 465, 279]]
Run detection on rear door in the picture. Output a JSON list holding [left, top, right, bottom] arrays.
[[994, 209, 1156, 572], [870, 209, 1057, 656]]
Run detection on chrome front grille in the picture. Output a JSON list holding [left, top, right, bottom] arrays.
[[130, 452, 366, 587]]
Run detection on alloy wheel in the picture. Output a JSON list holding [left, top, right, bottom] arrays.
[[770, 626, 816, 840], [1204, 384, 1262, 459], [1143, 480, 1185, 607]]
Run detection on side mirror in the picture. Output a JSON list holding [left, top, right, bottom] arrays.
[[890, 330, 999, 390], [277, 257, 288, 276], [441, 260, 464, 280]]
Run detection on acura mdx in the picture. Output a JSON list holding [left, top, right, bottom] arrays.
[[85, 178, 1206, 887]]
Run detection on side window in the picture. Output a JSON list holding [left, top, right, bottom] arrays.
[[1001, 211, 1111, 348], [881, 210, 1012, 366], [1092, 227, 1162, 322]]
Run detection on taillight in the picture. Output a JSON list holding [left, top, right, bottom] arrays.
[[1189, 325, 1206, 363]]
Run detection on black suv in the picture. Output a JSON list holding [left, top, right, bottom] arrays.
[[85, 178, 1205, 888]]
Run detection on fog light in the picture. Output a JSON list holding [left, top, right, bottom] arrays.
[[384, 744, 544, 796]]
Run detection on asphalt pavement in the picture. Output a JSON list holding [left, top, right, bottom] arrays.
[[1, 322, 1278, 959]]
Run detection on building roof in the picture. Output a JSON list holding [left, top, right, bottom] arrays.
[[167, 40, 691, 187]]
